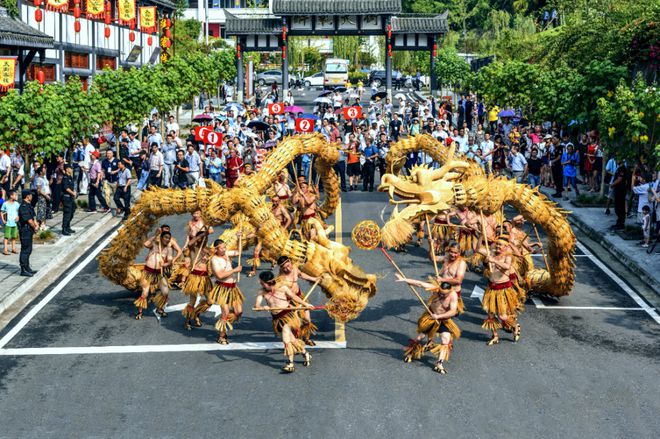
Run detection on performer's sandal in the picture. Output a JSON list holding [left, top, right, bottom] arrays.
[[303, 352, 312, 367], [403, 355, 412, 363], [282, 362, 295, 373], [156, 309, 168, 318], [487, 335, 500, 346], [247, 270, 256, 277], [304, 338, 316, 347], [513, 324, 521, 342], [192, 317, 203, 327], [217, 334, 229, 345], [135, 310, 143, 320], [184, 320, 192, 331], [433, 362, 447, 374]]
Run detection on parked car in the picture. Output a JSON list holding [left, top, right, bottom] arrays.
[[368, 70, 404, 88], [303, 72, 324, 88], [255, 70, 302, 88]]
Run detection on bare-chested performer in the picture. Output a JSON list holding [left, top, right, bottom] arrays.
[[277, 255, 321, 346], [435, 241, 467, 314], [248, 195, 292, 277], [274, 172, 293, 209], [172, 210, 215, 288], [456, 206, 480, 254], [205, 239, 244, 344], [397, 276, 460, 374], [181, 230, 212, 330], [255, 270, 314, 373], [476, 234, 521, 345], [293, 181, 319, 242], [157, 224, 183, 290], [135, 230, 172, 320]]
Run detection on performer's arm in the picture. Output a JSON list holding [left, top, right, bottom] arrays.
[[282, 209, 292, 230], [144, 232, 159, 249], [284, 286, 313, 308], [432, 295, 458, 320], [254, 292, 267, 310], [436, 260, 466, 286], [488, 255, 512, 272], [170, 239, 183, 262], [299, 270, 320, 283], [395, 273, 436, 290]]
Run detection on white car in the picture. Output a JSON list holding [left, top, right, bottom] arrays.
[[303, 72, 324, 88]]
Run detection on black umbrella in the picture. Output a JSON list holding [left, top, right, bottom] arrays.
[[192, 114, 213, 122], [318, 90, 333, 97], [247, 120, 270, 131], [371, 91, 387, 101], [334, 86, 347, 93]]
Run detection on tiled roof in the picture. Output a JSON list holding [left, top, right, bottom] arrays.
[[225, 11, 282, 35], [391, 12, 449, 34], [272, 0, 401, 16], [0, 7, 54, 49]]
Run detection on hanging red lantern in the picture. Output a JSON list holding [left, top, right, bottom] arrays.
[[104, 26, 111, 38], [432, 43, 437, 57], [387, 24, 392, 39], [35, 8, 42, 23], [147, 35, 153, 46], [282, 45, 287, 60], [165, 18, 171, 28], [282, 25, 287, 40], [236, 44, 241, 59], [34, 0, 42, 7], [129, 31, 135, 42], [165, 29, 171, 38], [104, 14, 111, 25], [74, 20, 81, 33], [37, 70, 45, 85], [164, 39, 171, 48], [73, 7, 81, 19], [388, 44, 392, 58]]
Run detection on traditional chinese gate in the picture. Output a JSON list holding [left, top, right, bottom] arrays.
[[225, 0, 447, 102]]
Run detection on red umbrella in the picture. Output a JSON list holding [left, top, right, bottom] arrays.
[[284, 105, 304, 113], [334, 108, 343, 115]]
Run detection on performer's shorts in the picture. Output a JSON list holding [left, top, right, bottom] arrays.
[[416, 312, 461, 340], [208, 281, 244, 305], [182, 269, 211, 297], [482, 280, 520, 316]]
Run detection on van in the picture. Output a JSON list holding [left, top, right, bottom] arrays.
[[323, 58, 349, 89]]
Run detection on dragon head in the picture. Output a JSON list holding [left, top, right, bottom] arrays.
[[378, 143, 471, 248]]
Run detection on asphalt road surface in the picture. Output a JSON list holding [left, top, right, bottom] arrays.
[[1, 89, 659, 438]]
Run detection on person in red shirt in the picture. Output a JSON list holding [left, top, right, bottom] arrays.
[[225, 148, 243, 188]]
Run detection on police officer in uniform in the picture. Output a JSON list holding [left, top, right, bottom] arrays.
[[61, 163, 77, 236], [18, 190, 38, 277]]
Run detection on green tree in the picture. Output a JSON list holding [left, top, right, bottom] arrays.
[[434, 47, 473, 91]]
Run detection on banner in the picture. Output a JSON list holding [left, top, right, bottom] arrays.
[[86, 0, 105, 19], [296, 118, 315, 133], [0, 57, 17, 92], [46, 0, 69, 12], [139, 6, 157, 33], [117, 0, 136, 27]]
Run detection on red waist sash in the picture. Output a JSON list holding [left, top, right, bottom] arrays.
[[509, 273, 518, 282], [191, 269, 208, 276], [279, 194, 289, 199], [488, 280, 513, 290], [216, 281, 236, 288], [144, 265, 160, 274], [302, 213, 316, 220]]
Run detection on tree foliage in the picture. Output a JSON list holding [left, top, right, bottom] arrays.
[[433, 48, 473, 90]]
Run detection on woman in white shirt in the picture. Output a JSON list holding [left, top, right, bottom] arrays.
[[35, 166, 51, 230]]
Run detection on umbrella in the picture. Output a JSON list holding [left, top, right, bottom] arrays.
[[225, 103, 244, 112], [247, 120, 270, 131], [300, 113, 320, 120], [318, 90, 333, 97], [285, 105, 304, 113], [334, 86, 347, 93], [192, 114, 213, 122], [314, 97, 332, 104], [371, 91, 387, 101], [334, 108, 343, 115], [264, 140, 278, 149], [498, 109, 515, 118], [394, 93, 407, 101], [214, 115, 227, 121]]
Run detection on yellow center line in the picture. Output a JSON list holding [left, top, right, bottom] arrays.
[[334, 197, 346, 343]]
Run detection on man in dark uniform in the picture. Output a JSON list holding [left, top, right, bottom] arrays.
[[18, 190, 38, 277], [61, 164, 77, 236]]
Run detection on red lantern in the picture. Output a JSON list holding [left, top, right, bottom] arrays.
[[129, 31, 136, 42], [74, 7, 81, 18], [387, 24, 392, 39], [34, 0, 42, 6], [236, 44, 241, 59], [165, 18, 171, 28], [165, 29, 171, 38], [432, 43, 437, 57], [104, 26, 111, 38], [74, 20, 81, 33], [388, 44, 392, 57], [104, 1, 110, 12], [104, 14, 111, 25], [164, 39, 171, 48], [37, 70, 45, 85], [282, 45, 287, 60], [282, 25, 287, 40], [35, 8, 42, 23], [147, 35, 153, 46]]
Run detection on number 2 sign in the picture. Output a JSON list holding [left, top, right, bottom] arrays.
[[296, 118, 315, 133]]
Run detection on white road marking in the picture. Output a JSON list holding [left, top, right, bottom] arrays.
[[531, 254, 590, 257], [164, 302, 223, 318], [470, 285, 484, 303], [575, 241, 660, 324], [531, 297, 649, 311], [0, 340, 346, 356], [0, 230, 119, 350]]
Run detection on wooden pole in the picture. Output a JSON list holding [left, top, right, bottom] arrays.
[[380, 247, 433, 316], [253, 305, 325, 312], [236, 218, 244, 282], [480, 210, 493, 272], [532, 223, 550, 272], [424, 214, 440, 277], [303, 277, 322, 301]]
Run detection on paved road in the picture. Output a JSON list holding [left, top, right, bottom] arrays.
[[0, 90, 659, 438]]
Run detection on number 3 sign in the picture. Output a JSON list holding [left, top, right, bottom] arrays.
[[343, 106, 362, 119], [269, 103, 284, 115]]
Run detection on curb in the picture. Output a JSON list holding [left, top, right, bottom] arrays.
[[0, 212, 120, 317], [567, 212, 660, 294]]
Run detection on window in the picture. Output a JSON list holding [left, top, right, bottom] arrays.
[[65, 52, 89, 69], [96, 55, 116, 70], [27, 64, 56, 82]]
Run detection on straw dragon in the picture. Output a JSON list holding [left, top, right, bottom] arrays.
[[378, 135, 576, 297], [98, 133, 377, 321]]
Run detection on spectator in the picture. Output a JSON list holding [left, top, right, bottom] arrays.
[[362, 139, 378, 192], [1, 189, 19, 255], [346, 141, 361, 191], [173, 150, 190, 189], [641, 205, 651, 248], [162, 133, 178, 188], [561, 144, 580, 198], [550, 137, 564, 198], [389, 113, 403, 142], [225, 148, 243, 188], [632, 175, 651, 225], [114, 160, 132, 221], [611, 165, 628, 230], [185, 144, 201, 187], [526, 148, 543, 188], [0, 148, 12, 194], [147, 125, 162, 149], [148, 143, 163, 188], [207, 149, 223, 184], [34, 166, 50, 230], [87, 150, 109, 213], [509, 145, 527, 183], [166, 115, 179, 137], [50, 155, 65, 213]]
